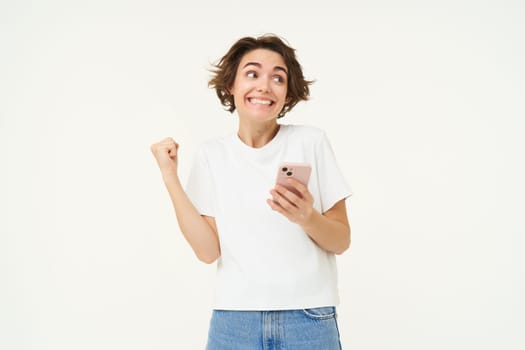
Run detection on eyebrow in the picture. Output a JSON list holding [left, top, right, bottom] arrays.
[[242, 62, 288, 75]]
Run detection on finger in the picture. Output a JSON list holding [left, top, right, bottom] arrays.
[[151, 138, 178, 153], [156, 139, 178, 157], [270, 189, 297, 212], [284, 179, 315, 205], [167, 144, 179, 158], [286, 178, 309, 198], [274, 185, 302, 207]]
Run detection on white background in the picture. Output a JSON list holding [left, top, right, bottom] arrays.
[[1, 1, 524, 349]]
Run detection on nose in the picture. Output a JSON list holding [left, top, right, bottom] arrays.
[[256, 77, 270, 92]]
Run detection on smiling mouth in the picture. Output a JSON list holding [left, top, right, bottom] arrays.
[[248, 97, 274, 106]]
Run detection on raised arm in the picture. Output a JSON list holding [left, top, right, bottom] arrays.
[[151, 138, 220, 264]]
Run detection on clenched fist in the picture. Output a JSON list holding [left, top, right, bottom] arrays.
[[150, 137, 179, 177]]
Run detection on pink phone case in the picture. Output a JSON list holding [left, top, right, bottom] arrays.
[[276, 162, 312, 196]]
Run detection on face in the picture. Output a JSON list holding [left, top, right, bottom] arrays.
[[229, 48, 288, 122]]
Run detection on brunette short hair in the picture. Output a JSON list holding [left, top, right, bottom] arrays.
[[208, 34, 313, 118]]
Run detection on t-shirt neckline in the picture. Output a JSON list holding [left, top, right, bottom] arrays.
[[233, 123, 288, 153]]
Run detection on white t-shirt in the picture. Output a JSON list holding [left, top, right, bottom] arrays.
[[186, 124, 352, 310]]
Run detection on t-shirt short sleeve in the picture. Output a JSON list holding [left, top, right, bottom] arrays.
[[185, 147, 216, 217], [316, 131, 353, 213]]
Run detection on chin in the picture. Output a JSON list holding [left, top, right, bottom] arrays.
[[238, 109, 279, 122], [248, 113, 279, 123]]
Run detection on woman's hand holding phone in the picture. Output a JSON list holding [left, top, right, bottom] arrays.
[[268, 163, 315, 225]]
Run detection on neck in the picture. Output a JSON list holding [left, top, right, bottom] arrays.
[[237, 119, 280, 148]]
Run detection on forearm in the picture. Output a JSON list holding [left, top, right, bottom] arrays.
[[162, 173, 220, 263], [300, 210, 350, 255]]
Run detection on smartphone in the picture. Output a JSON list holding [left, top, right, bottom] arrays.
[[276, 162, 312, 197]]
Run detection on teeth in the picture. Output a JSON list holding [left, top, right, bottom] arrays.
[[250, 98, 272, 105]]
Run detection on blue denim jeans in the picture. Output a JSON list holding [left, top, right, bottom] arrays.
[[205, 307, 342, 350]]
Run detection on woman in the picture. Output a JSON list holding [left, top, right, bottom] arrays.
[[151, 34, 352, 349]]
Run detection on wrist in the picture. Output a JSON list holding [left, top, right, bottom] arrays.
[[162, 170, 180, 184], [299, 208, 319, 230]]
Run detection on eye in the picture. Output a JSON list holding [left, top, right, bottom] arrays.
[[246, 71, 257, 79], [273, 75, 285, 84]]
